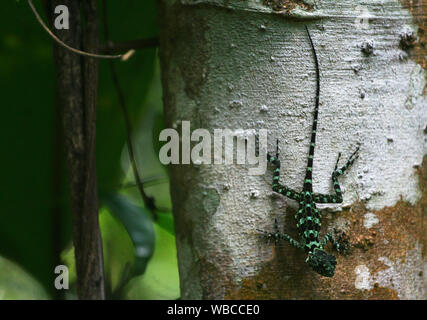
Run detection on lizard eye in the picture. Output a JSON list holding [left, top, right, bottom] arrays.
[[307, 248, 336, 277]]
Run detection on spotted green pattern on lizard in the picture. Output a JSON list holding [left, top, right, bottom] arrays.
[[257, 26, 359, 278]]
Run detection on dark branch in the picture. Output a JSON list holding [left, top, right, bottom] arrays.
[[102, 0, 158, 220], [50, 0, 105, 299], [100, 37, 159, 54]]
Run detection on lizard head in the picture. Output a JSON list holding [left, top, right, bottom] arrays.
[[306, 248, 336, 277]]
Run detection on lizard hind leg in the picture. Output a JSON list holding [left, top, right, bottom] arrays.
[[257, 218, 302, 249], [333, 146, 360, 178], [330, 146, 360, 202], [313, 146, 360, 204], [321, 230, 351, 254]]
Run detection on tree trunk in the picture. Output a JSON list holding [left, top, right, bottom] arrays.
[[50, 0, 105, 299], [158, 0, 426, 299]]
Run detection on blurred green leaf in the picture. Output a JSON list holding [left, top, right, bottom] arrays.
[[61, 200, 158, 297], [155, 212, 175, 236], [98, 207, 134, 295], [102, 194, 155, 278], [0, 256, 50, 300], [124, 223, 180, 299]]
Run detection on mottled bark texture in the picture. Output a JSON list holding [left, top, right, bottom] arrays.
[[158, 0, 426, 299], [50, 0, 105, 299]]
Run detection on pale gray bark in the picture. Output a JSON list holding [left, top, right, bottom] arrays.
[[158, 0, 426, 299]]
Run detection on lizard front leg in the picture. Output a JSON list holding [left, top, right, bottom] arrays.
[[313, 146, 360, 204], [268, 139, 301, 201]]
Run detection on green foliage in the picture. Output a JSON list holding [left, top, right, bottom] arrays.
[[102, 194, 155, 279], [0, 0, 179, 299], [155, 212, 175, 236], [97, 0, 158, 195], [0, 256, 49, 299], [124, 223, 180, 300]]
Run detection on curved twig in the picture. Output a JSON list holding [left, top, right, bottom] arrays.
[[28, 0, 134, 61], [102, 0, 158, 220]]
